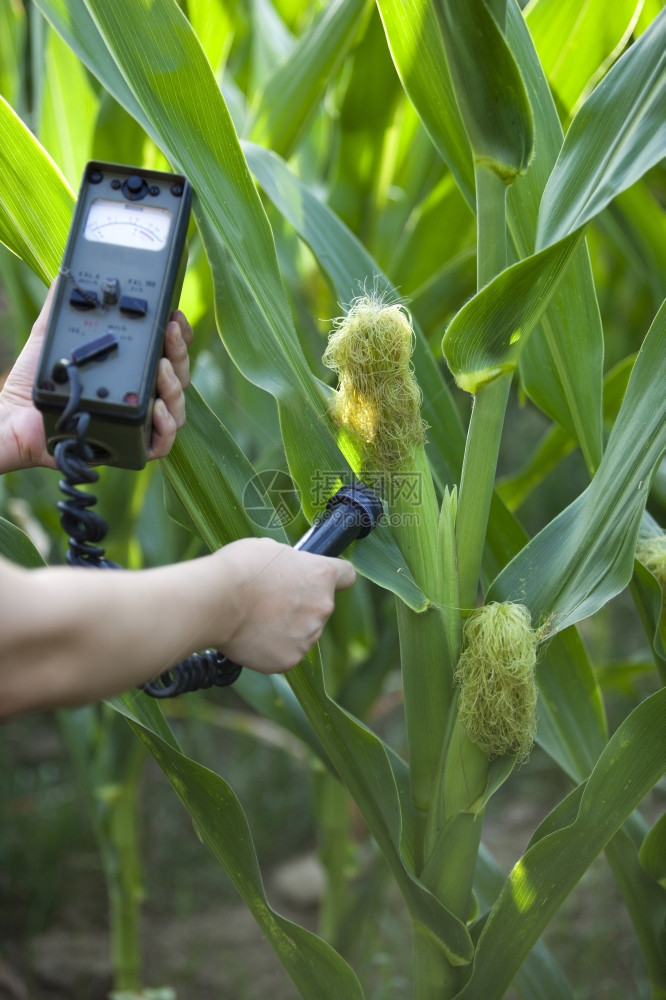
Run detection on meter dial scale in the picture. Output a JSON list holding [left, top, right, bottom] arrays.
[[84, 199, 172, 251]]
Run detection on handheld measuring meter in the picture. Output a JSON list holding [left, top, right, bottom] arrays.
[[33, 161, 192, 470]]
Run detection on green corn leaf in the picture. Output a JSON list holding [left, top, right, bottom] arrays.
[[92, 93, 151, 168], [249, 0, 369, 159], [496, 425, 575, 512], [536, 9, 666, 249], [488, 3, 603, 470], [632, 564, 666, 682], [474, 847, 574, 1000], [636, 0, 666, 34], [525, 0, 643, 117], [115, 678, 469, 982], [162, 388, 286, 549], [433, 0, 534, 182], [0, 94, 73, 285], [35, 0, 143, 121], [443, 230, 582, 392], [456, 688, 666, 1000], [604, 182, 666, 304], [0, 516, 46, 568], [107, 690, 180, 753], [184, 0, 235, 77], [236, 670, 334, 771], [249, 0, 295, 95], [506, 3, 663, 468], [639, 814, 666, 887], [497, 352, 636, 512], [632, 513, 666, 683], [489, 301, 666, 633], [107, 695, 367, 1000], [375, 0, 474, 206], [0, 0, 26, 110], [535, 627, 607, 782], [39, 26, 98, 186], [526, 794, 666, 986], [605, 827, 666, 991]]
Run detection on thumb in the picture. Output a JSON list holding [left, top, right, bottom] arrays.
[[31, 280, 58, 342], [333, 558, 356, 591]]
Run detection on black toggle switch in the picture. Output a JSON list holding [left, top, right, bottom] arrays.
[[70, 332, 119, 366], [70, 287, 98, 310], [119, 295, 148, 317]]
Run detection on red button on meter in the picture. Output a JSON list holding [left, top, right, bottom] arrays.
[[123, 392, 140, 405]]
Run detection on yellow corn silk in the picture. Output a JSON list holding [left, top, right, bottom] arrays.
[[323, 294, 427, 475], [636, 534, 666, 594], [454, 602, 540, 762]]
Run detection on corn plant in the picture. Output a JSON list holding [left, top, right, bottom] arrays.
[[1, 0, 665, 997]]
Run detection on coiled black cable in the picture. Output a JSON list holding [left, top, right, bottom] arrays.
[[141, 651, 242, 698], [54, 370, 119, 570]]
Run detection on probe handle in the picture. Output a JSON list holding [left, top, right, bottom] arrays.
[[142, 484, 383, 698], [294, 483, 384, 556]]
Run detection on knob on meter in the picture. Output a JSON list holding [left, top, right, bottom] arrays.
[[33, 161, 192, 470], [100, 278, 120, 305]]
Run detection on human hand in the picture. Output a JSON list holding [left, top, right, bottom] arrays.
[[0, 280, 193, 473], [205, 538, 357, 673]]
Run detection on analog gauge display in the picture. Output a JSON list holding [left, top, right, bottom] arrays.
[[84, 199, 172, 251]]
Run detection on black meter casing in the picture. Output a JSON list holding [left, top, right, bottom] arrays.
[[33, 161, 192, 470]]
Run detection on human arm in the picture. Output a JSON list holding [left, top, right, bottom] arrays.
[[0, 539, 356, 719], [0, 281, 193, 474]]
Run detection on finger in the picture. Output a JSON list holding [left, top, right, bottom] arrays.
[[147, 398, 177, 460], [333, 559, 356, 591], [155, 357, 186, 428], [164, 317, 191, 390], [170, 309, 193, 348], [30, 280, 58, 344]]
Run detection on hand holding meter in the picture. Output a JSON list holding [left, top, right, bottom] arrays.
[[33, 161, 192, 470]]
